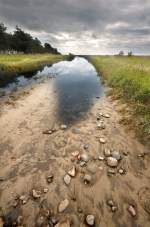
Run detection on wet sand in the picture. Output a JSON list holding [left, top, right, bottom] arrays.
[[0, 62, 150, 227]]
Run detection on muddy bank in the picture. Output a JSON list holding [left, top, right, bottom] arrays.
[[0, 58, 150, 227]]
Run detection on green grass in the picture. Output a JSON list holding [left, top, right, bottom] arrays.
[[0, 54, 65, 76], [90, 56, 150, 145]]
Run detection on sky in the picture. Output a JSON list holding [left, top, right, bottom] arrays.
[[0, 0, 150, 55]]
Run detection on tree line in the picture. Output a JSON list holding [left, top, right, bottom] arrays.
[[0, 23, 60, 54]]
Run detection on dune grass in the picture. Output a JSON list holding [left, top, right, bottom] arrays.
[[0, 54, 64, 76], [91, 56, 150, 145]]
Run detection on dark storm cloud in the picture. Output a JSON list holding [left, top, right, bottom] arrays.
[[0, 0, 150, 54]]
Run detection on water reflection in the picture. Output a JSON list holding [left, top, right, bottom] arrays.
[[48, 57, 104, 124], [0, 57, 104, 124]]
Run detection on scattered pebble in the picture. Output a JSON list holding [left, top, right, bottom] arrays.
[[58, 199, 69, 212], [43, 188, 48, 193], [84, 174, 92, 184], [86, 215, 95, 226], [17, 215, 23, 225], [60, 124, 67, 130], [68, 166, 76, 177], [80, 161, 86, 167], [98, 156, 104, 161], [97, 121, 105, 130], [72, 128, 81, 134], [99, 137, 106, 144], [107, 157, 118, 167], [55, 219, 70, 227], [104, 148, 111, 157], [80, 153, 89, 162], [19, 194, 29, 205], [112, 150, 122, 161], [128, 205, 136, 217], [71, 151, 80, 158], [84, 144, 89, 150], [103, 113, 110, 118], [64, 174, 71, 185], [32, 189, 41, 199], [107, 169, 116, 175], [118, 168, 126, 175], [107, 200, 114, 207], [46, 174, 53, 184], [111, 206, 118, 212], [43, 129, 54, 135]]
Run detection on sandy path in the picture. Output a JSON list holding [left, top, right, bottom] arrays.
[[0, 79, 150, 227]]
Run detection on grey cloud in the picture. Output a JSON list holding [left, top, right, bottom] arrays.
[[0, 0, 150, 54]]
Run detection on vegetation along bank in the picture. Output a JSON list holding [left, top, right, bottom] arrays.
[[90, 56, 150, 146]]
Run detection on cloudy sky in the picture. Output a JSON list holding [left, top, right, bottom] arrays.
[[0, 0, 150, 55]]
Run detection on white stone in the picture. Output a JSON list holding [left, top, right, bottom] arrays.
[[58, 199, 69, 212], [64, 174, 71, 185], [107, 157, 118, 167], [86, 215, 95, 226], [60, 124, 67, 130], [68, 166, 76, 177], [99, 137, 106, 144]]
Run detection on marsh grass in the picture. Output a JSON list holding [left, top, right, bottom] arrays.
[[0, 54, 65, 85], [91, 56, 150, 145]]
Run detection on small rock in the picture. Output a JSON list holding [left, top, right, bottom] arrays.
[[98, 156, 104, 161], [60, 124, 67, 130], [19, 194, 29, 204], [36, 216, 45, 226], [99, 112, 103, 116], [84, 144, 89, 150], [71, 151, 80, 158], [107, 169, 116, 175], [99, 137, 106, 144], [72, 128, 81, 134], [55, 219, 70, 227], [0, 177, 5, 181], [104, 148, 111, 157], [107, 200, 114, 207], [103, 113, 110, 118], [118, 168, 125, 175], [107, 157, 118, 167], [128, 205, 136, 217], [51, 216, 58, 225], [58, 199, 69, 212], [80, 161, 86, 167], [43, 188, 49, 193], [80, 153, 89, 162], [64, 174, 71, 185], [112, 150, 122, 161], [68, 166, 76, 177], [123, 150, 128, 156], [32, 189, 41, 199], [84, 174, 92, 184], [43, 129, 53, 135], [86, 215, 95, 226], [97, 122, 105, 130], [17, 216, 23, 225], [111, 206, 118, 212], [47, 174, 53, 184]]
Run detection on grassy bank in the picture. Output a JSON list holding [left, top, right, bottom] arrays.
[[0, 54, 65, 86], [91, 56, 150, 145]]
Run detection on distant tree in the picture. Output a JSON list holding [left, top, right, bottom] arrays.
[[0, 22, 60, 54], [0, 23, 7, 51], [44, 43, 60, 54], [118, 50, 124, 56], [128, 51, 133, 56]]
